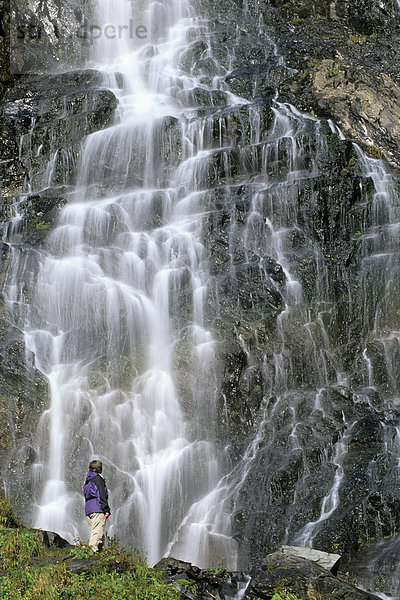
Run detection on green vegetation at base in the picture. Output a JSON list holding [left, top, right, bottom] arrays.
[[0, 528, 44, 568], [0, 497, 179, 600], [271, 578, 304, 600], [1, 535, 180, 600], [271, 591, 303, 600], [0, 496, 22, 528]]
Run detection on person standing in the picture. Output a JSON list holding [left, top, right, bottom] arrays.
[[83, 459, 111, 552]]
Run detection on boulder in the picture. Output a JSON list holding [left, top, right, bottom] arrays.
[[280, 545, 341, 574], [250, 552, 381, 600], [33, 528, 72, 549], [155, 554, 381, 599], [155, 556, 249, 600]]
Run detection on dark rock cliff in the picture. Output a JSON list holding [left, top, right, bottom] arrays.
[[193, 0, 400, 584], [1, 0, 400, 595], [201, 0, 400, 166]]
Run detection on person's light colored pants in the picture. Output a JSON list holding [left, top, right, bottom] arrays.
[[86, 512, 106, 552]]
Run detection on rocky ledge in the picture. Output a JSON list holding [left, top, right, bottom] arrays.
[[26, 549, 381, 599], [155, 550, 381, 600], [7, 528, 380, 600]]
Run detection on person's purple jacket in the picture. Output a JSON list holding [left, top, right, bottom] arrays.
[[83, 471, 111, 516]]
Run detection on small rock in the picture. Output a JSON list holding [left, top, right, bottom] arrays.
[[33, 528, 72, 549]]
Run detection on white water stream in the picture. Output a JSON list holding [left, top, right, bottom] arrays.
[[3, 0, 240, 568], [3, 0, 400, 588]]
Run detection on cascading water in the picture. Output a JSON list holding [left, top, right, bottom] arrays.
[[3, 0, 240, 568], [193, 99, 400, 580], [3, 0, 400, 591]]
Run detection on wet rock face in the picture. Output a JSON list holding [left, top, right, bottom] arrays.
[[336, 0, 399, 34], [201, 0, 400, 166], [250, 552, 381, 600], [204, 115, 376, 440], [0, 0, 11, 99], [9, 0, 90, 76], [0, 9, 119, 519], [271, 2, 400, 167], [339, 535, 400, 597], [0, 323, 49, 515], [197, 0, 400, 577], [0, 70, 118, 198], [270, 0, 399, 32], [307, 61, 400, 167], [1, 0, 400, 589], [231, 388, 400, 566]]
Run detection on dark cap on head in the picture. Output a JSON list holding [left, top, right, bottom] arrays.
[[89, 459, 103, 473]]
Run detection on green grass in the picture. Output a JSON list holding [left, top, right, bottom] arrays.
[[0, 528, 45, 568], [68, 540, 93, 559], [34, 220, 49, 231], [271, 591, 303, 600], [1, 538, 181, 599], [0, 495, 21, 528], [0, 496, 180, 600]]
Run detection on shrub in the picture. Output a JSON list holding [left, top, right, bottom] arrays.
[[0, 528, 46, 568], [0, 496, 21, 528]]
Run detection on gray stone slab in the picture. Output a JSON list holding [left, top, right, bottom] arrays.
[[280, 545, 341, 573]]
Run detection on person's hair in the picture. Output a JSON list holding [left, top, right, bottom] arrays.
[[89, 459, 103, 473]]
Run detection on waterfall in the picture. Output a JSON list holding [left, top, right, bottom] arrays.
[[200, 101, 400, 570], [2, 0, 240, 568], [3, 0, 400, 585]]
